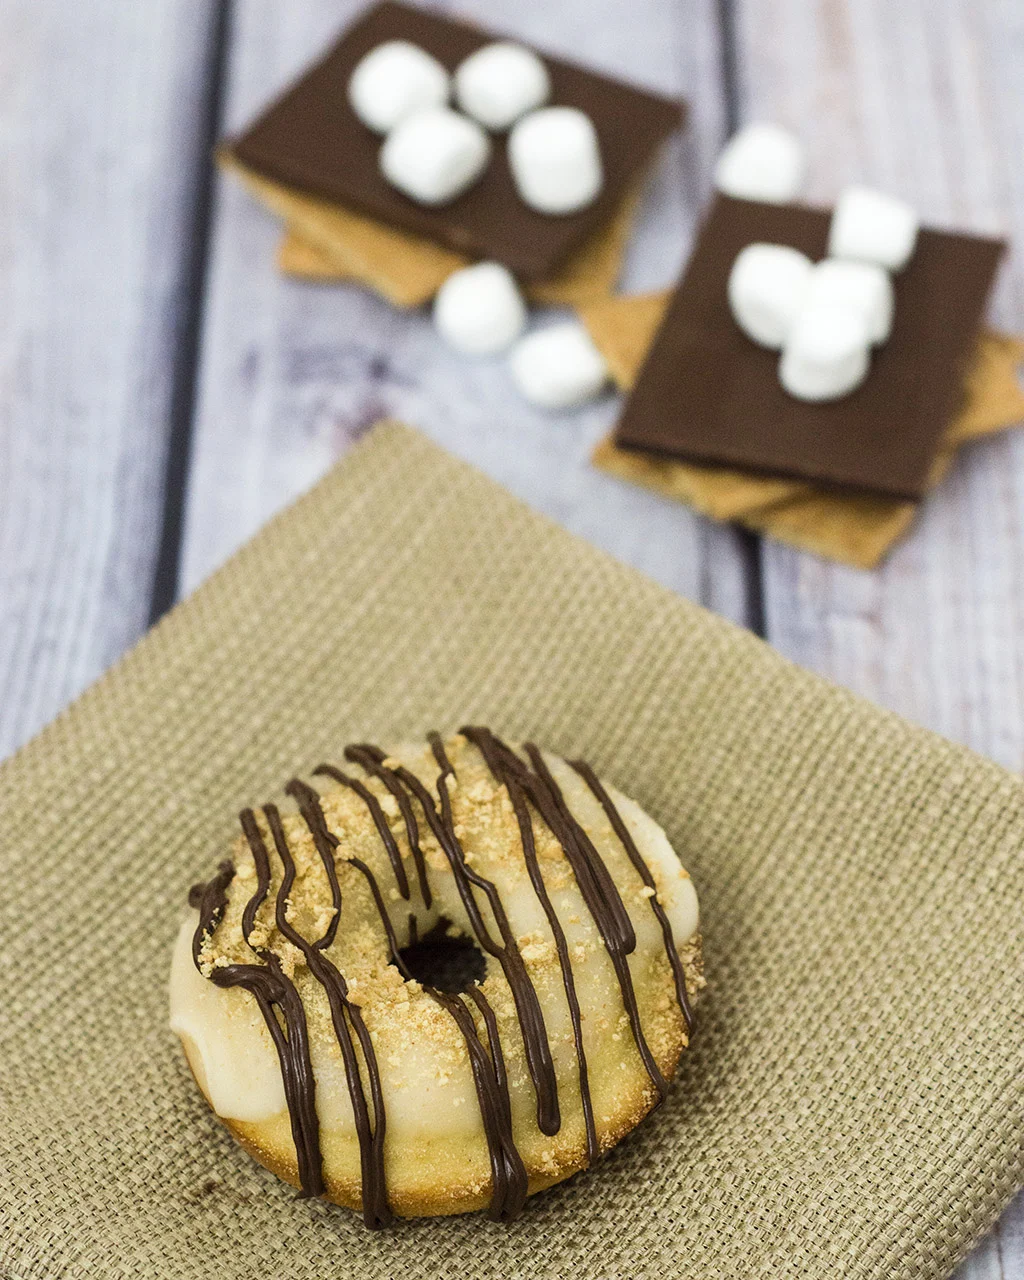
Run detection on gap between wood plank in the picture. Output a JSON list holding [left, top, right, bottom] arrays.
[[715, 0, 767, 637], [148, 0, 234, 624], [716, 0, 741, 134]]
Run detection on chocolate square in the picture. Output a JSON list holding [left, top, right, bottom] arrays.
[[613, 195, 1006, 499], [228, 1, 683, 281]]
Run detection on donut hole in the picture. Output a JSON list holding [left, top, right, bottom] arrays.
[[397, 921, 486, 994]]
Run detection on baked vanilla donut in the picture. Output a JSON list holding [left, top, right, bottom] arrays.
[[170, 730, 703, 1226]]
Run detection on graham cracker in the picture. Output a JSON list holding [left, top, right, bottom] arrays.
[[582, 291, 1024, 568], [221, 150, 464, 308], [221, 150, 639, 309]]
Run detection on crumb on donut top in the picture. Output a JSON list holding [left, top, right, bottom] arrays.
[[189, 729, 702, 1228]]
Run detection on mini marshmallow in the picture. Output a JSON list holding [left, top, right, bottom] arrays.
[[509, 322, 609, 409], [454, 42, 551, 131], [433, 262, 527, 356], [728, 243, 814, 348], [779, 304, 871, 402], [828, 184, 919, 272], [508, 107, 603, 215], [805, 258, 895, 345], [714, 123, 807, 204], [380, 107, 491, 206], [348, 40, 450, 134]]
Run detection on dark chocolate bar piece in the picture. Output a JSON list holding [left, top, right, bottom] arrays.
[[614, 195, 1005, 500], [228, 1, 683, 281]]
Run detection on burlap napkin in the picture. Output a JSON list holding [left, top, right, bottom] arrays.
[[584, 292, 1024, 568], [220, 151, 638, 308], [2, 423, 1022, 1280]]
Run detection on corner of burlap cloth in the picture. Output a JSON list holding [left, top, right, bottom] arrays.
[[1, 422, 1022, 1280]]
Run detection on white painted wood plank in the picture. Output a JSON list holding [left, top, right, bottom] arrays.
[[181, 0, 751, 624], [733, 0, 1024, 768], [953, 1232, 1003, 1280], [0, 0, 219, 758], [732, 0, 1024, 1272], [1001, 1194, 1024, 1280]]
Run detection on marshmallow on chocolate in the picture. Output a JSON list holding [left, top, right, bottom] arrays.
[[380, 107, 491, 206], [508, 107, 603, 215], [715, 123, 807, 204], [779, 304, 871, 402], [805, 258, 894, 345], [454, 42, 551, 131], [433, 262, 527, 356], [828, 184, 919, 272], [348, 40, 450, 134], [509, 322, 609, 409], [728, 243, 814, 349]]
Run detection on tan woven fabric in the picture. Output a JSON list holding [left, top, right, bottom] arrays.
[[1, 423, 1022, 1280]]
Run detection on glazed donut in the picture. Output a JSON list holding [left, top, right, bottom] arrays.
[[169, 729, 703, 1226]]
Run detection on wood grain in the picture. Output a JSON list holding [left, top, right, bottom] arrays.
[[0, 0, 1017, 1267], [0, 0, 221, 757], [729, 0, 1024, 1272], [179, 0, 753, 624], [733, 0, 1024, 768]]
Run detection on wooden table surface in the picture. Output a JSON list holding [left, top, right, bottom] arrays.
[[1, 1, 1021, 1272]]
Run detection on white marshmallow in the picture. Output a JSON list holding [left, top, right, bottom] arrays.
[[509, 322, 609, 410], [714, 123, 807, 204], [348, 40, 450, 134], [508, 107, 603, 215], [779, 304, 871, 402], [454, 42, 551, 131], [805, 258, 894, 345], [728, 243, 814, 349], [380, 108, 491, 206], [828, 184, 919, 272], [433, 262, 527, 356]]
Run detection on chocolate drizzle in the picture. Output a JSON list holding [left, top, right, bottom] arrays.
[[305, 768, 413, 902], [188, 732, 695, 1227], [434, 983, 528, 1221], [569, 758, 695, 1035], [326, 753, 432, 908], [191, 846, 325, 1199], [460, 726, 600, 1164], [346, 739, 560, 1137], [263, 802, 392, 1228], [346, 854, 529, 1221], [521, 744, 668, 1101]]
